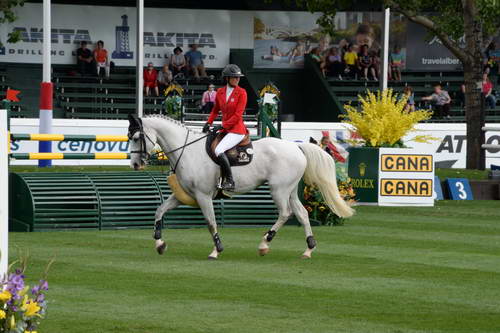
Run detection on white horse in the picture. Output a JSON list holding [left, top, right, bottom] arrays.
[[128, 115, 354, 259]]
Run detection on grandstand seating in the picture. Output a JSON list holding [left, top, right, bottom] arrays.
[[327, 71, 500, 122]]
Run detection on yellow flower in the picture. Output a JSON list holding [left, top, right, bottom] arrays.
[[0, 290, 12, 302], [21, 297, 41, 317], [0, 309, 6, 319], [10, 315, 15, 329], [24, 331, 38, 333], [342, 89, 433, 147]]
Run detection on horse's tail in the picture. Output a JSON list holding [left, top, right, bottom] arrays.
[[299, 143, 355, 218]]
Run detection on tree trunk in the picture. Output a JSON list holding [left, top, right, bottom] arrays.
[[463, 0, 485, 170]]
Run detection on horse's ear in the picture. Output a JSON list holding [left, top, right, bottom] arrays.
[[128, 113, 140, 126]]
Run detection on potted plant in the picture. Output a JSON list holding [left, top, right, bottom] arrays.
[[342, 89, 435, 204]]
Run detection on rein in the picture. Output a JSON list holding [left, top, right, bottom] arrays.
[[130, 123, 209, 172]]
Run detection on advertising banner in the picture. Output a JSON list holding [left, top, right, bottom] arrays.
[[405, 22, 462, 71], [377, 148, 434, 206], [254, 11, 407, 69], [280, 122, 500, 169], [0, 3, 230, 67], [9, 120, 500, 167]]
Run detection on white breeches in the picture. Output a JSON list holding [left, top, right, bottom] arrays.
[[96, 62, 110, 77], [215, 133, 245, 156]]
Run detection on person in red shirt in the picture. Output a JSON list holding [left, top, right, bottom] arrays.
[[203, 64, 248, 191], [482, 73, 497, 109], [93, 40, 110, 78], [143, 62, 159, 97]]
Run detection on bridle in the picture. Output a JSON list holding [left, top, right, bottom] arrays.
[[128, 118, 210, 173]]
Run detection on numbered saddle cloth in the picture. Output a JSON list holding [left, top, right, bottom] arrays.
[[206, 132, 254, 166]]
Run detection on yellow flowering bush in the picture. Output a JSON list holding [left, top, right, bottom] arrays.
[[342, 89, 434, 147]]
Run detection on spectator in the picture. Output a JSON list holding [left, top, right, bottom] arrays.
[[422, 84, 452, 119], [169, 47, 187, 78], [402, 86, 415, 112], [325, 47, 344, 79], [310, 47, 326, 76], [185, 44, 207, 80], [343, 44, 358, 79], [76, 41, 93, 76], [93, 40, 110, 78], [157, 64, 173, 94], [201, 84, 216, 113], [390, 46, 404, 81], [143, 62, 159, 97], [482, 73, 497, 109], [484, 42, 499, 76], [456, 84, 466, 107], [358, 44, 375, 80]]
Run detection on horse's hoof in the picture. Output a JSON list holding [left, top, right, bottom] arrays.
[[207, 256, 218, 260], [259, 248, 270, 256], [156, 241, 167, 255], [301, 254, 311, 259]]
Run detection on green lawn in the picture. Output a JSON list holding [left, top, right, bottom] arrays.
[[8, 201, 500, 333]]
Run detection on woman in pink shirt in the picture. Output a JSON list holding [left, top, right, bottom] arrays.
[[201, 84, 216, 113], [482, 73, 497, 109]]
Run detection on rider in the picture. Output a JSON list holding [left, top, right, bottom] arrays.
[[203, 64, 248, 191]]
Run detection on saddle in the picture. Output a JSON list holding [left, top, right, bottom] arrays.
[[206, 131, 254, 166]]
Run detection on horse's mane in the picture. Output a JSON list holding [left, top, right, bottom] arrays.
[[144, 114, 199, 134]]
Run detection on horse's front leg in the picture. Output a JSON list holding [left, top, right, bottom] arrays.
[[196, 193, 223, 260], [153, 195, 181, 254]]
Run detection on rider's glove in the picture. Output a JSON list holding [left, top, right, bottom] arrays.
[[202, 122, 210, 133], [212, 125, 223, 132]]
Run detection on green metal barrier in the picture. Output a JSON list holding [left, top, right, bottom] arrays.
[[9, 172, 279, 232]]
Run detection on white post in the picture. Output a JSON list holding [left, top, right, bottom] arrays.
[[380, 6, 390, 91], [38, 0, 53, 167], [0, 110, 8, 278], [136, 0, 144, 117]]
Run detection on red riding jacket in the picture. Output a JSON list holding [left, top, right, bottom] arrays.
[[207, 85, 248, 134]]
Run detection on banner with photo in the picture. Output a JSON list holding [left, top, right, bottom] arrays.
[[0, 3, 230, 67], [254, 11, 407, 69]]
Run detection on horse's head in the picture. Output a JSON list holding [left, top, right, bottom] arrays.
[[128, 114, 157, 170]]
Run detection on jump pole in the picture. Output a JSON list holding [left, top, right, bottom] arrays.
[[0, 109, 8, 278], [38, 0, 53, 167]]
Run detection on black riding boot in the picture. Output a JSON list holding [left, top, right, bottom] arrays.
[[217, 153, 235, 191]]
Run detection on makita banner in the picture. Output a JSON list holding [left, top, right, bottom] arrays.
[[0, 3, 230, 67]]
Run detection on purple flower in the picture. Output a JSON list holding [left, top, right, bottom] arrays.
[[39, 280, 49, 291], [31, 285, 40, 295], [35, 293, 45, 303]]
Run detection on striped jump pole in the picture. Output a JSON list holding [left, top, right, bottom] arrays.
[[10, 153, 131, 160], [11, 134, 129, 142]]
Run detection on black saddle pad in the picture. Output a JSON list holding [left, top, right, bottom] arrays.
[[206, 131, 254, 167]]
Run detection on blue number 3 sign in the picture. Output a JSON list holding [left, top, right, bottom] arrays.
[[446, 178, 473, 200]]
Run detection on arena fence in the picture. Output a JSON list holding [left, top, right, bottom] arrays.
[[9, 172, 280, 232]]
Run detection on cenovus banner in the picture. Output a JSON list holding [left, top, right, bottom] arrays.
[[0, 3, 230, 67]]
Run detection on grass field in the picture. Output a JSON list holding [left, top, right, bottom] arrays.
[[8, 201, 500, 333]]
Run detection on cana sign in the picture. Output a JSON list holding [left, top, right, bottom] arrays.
[[380, 179, 433, 197], [381, 154, 433, 172], [378, 148, 435, 206]]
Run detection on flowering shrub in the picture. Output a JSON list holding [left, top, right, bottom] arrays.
[[303, 178, 355, 226], [342, 89, 434, 147], [164, 95, 182, 120], [1, 269, 48, 333]]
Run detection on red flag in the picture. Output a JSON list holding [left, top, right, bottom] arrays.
[[6, 88, 20, 102]]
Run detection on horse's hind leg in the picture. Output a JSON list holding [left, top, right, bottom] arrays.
[[196, 194, 223, 260], [289, 186, 316, 259], [258, 188, 292, 256], [153, 195, 181, 255]]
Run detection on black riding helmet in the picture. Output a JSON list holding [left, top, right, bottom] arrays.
[[222, 64, 244, 77]]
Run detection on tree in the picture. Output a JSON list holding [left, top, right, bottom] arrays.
[[297, 0, 500, 170], [0, 0, 25, 46]]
